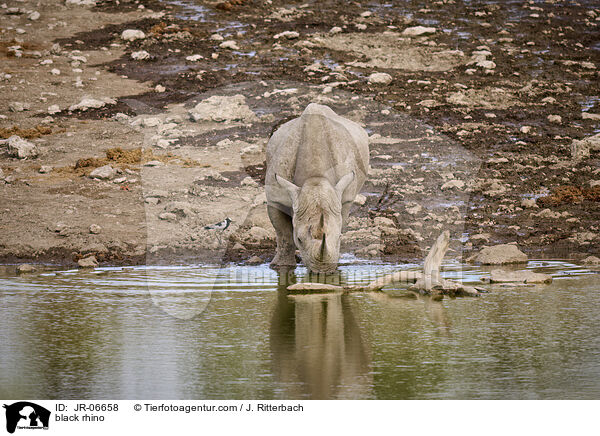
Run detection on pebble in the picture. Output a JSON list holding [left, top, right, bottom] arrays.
[[582, 256, 600, 265], [121, 29, 146, 41], [273, 31, 300, 39], [89, 164, 116, 180], [131, 50, 150, 60], [47, 104, 60, 114], [210, 34, 224, 41], [547, 114, 562, 124], [69, 97, 116, 112], [185, 54, 204, 61], [402, 26, 436, 36], [89, 224, 102, 234], [9, 102, 30, 112], [368, 72, 393, 85], [4, 135, 38, 159], [155, 84, 166, 92], [158, 212, 177, 221], [39, 165, 52, 174], [329, 26, 343, 34], [17, 264, 36, 273], [220, 40, 239, 50], [246, 255, 263, 265], [50, 68, 61, 75], [78, 255, 98, 268]]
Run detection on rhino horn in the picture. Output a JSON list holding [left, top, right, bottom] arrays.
[[320, 233, 327, 261]]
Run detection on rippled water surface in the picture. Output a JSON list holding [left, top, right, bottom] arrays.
[[1, 261, 599, 399]]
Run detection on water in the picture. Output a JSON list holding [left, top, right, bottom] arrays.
[[1, 261, 599, 399]]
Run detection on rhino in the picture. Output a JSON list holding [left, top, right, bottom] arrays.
[[265, 103, 370, 273]]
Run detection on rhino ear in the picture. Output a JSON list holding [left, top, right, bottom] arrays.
[[335, 171, 355, 200], [275, 174, 300, 207]]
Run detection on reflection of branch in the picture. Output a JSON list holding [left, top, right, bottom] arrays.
[[287, 230, 484, 299]]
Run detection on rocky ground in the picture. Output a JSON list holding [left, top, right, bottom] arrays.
[[1, 0, 599, 267]]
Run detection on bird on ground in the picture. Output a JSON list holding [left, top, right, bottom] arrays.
[[204, 218, 232, 231]]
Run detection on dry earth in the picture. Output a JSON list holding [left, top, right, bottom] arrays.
[[1, 0, 599, 266]]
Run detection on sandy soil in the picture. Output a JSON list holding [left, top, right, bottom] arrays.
[[1, 0, 599, 266]]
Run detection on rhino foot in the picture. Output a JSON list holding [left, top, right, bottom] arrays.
[[270, 252, 297, 268]]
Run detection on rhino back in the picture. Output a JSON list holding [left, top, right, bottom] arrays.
[[266, 104, 369, 198]]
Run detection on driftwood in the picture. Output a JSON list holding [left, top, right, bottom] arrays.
[[287, 230, 484, 298]]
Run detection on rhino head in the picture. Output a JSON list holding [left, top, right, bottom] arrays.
[[276, 172, 354, 273]]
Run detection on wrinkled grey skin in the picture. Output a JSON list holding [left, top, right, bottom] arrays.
[[265, 103, 370, 273]]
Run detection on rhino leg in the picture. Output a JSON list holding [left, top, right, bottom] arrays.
[[268, 204, 296, 267]]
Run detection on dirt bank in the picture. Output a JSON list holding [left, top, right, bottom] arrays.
[[1, 0, 598, 266]]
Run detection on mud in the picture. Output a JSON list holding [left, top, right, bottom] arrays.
[[1, 0, 599, 266]]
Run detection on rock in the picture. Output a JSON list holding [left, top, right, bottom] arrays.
[[520, 125, 532, 134], [273, 31, 300, 39], [368, 72, 393, 85], [144, 160, 163, 167], [489, 269, 552, 284], [441, 179, 465, 190], [374, 217, 395, 228], [241, 176, 259, 187], [185, 54, 204, 61], [158, 212, 177, 221], [69, 96, 116, 112], [210, 34, 224, 41], [570, 133, 600, 160], [155, 84, 166, 93], [521, 198, 538, 208], [329, 26, 343, 34], [4, 136, 38, 159], [547, 114, 562, 124], [47, 104, 60, 114], [131, 50, 150, 60], [582, 113, 600, 121], [232, 242, 246, 251], [89, 224, 102, 234], [353, 194, 366, 205], [17, 264, 36, 273], [121, 29, 146, 41], [402, 26, 436, 36], [39, 165, 52, 174], [471, 244, 528, 265], [78, 255, 98, 268], [50, 68, 61, 75], [189, 94, 258, 123], [246, 256, 263, 265], [28, 11, 40, 20], [89, 165, 116, 180], [582, 255, 600, 265], [219, 40, 239, 50], [9, 102, 30, 112], [66, 0, 97, 5], [164, 202, 192, 218]]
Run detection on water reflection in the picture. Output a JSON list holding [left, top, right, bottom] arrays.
[[270, 270, 371, 399]]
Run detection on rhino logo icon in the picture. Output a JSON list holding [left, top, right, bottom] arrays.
[[3, 402, 50, 434]]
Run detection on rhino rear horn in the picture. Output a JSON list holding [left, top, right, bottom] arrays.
[[335, 171, 355, 199]]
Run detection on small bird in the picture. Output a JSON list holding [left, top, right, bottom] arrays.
[[204, 218, 232, 231]]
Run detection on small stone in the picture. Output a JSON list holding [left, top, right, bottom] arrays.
[[39, 165, 52, 174], [368, 72, 393, 85], [144, 160, 163, 167], [69, 96, 116, 112], [89, 164, 116, 180], [471, 244, 528, 265], [246, 255, 263, 265], [541, 97, 556, 104], [520, 125, 532, 134], [374, 217, 395, 228], [547, 114, 562, 124], [5, 135, 38, 159], [241, 176, 259, 187], [89, 224, 102, 234], [353, 194, 366, 206], [185, 54, 204, 61], [210, 34, 224, 41], [155, 84, 166, 93], [121, 29, 146, 41], [17, 264, 36, 273], [582, 113, 600, 121], [131, 50, 150, 60], [220, 40, 239, 50], [520, 198, 538, 208], [78, 256, 98, 268], [582, 255, 600, 265], [273, 31, 300, 39], [158, 212, 177, 221], [329, 26, 343, 34], [28, 11, 40, 20], [402, 26, 436, 36], [50, 68, 61, 75], [47, 104, 60, 114], [9, 102, 30, 112], [249, 226, 272, 241]]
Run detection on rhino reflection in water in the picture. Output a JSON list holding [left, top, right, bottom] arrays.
[[270, 287, 372, 399], [266, 103, 370, 273]]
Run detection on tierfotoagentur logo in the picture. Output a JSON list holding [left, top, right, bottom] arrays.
[[3, 402, 50, 434]]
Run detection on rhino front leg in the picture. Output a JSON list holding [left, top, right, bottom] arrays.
[[268, 204, 297, 267]]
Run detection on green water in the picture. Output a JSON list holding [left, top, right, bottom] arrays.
[[0, 261, 599, 399]]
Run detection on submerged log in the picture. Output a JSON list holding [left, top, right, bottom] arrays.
[[287, 230, 483, 297]]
